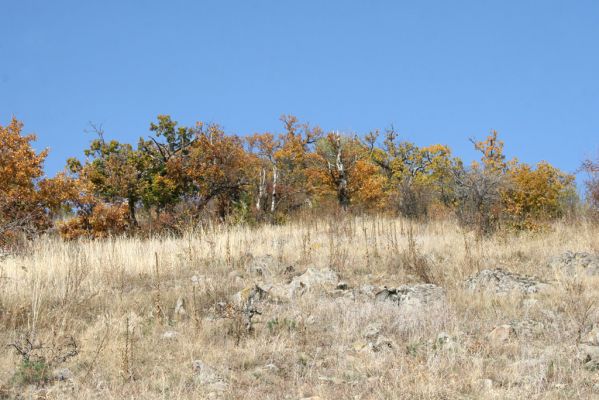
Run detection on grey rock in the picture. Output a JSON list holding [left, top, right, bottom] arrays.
[[510, 319, 545, 339], [246, 254, 277, 278], [362, 323, 382, 340], [487, 324, 515, 344], [162, 330, 178, 340], [465, 268, 549, 294], [581, 324, 599, 346], [174, 297, 188, 320], [288, 268, 339, 298], [547, 251, 599, 277], [54, 368, 73, 381], [375, 283, 446, 312], [192, 360, 228, 389]]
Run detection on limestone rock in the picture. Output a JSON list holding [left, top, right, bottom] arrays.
[[162, 330, 178, 340], [465, 268, 549, 294], [246, 254, 277, 278], [192, 360, 228, 390], [375, 283, 446, 312], [547, 251, 599, 277], [487, 324, 515, 344]]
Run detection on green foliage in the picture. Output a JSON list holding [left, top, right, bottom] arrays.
[[12, 359, 51, 386]]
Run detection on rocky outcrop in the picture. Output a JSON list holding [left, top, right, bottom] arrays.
[[465, 268, 549, 294], [547, 251, 599, 277], [375, 283, 446, 312], [255, 267, 340, 302]]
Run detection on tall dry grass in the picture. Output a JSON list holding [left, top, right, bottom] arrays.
[[0, 216, 598, 399]]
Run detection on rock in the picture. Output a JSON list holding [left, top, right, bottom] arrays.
[[372, 335, 396, 351], [434, 332, 460, 351], [264, 363, 280, 373], [53, 368, 73, 381], [162, 330, 178, 340], [233, 285, 268, 331], [246, 254, 277, 278], [290, 268, 338, 289], [510, 319, 545, 339], [234, 284, 268, 307], [336, 281, 349, 290], [282, 267, 339, 299], [465, 268, 549, 295], [174, 297, 188, 320], [191, 360, 228, 390], [579, 344, 599, 370], [476, 378, 493, 391], [228, 270, 243, 280], [362, 323, 382, 340], [548, 251, 599, 277], [487, 324, 515, 344], [375, 283, 446, 312], [581, 324, 599, 346]]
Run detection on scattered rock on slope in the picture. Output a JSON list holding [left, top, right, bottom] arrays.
[[465, 268, 549, 294], [547, 251, 599, 277], [192, 360, 228, 391], [375, 283, 446, 312], [243, 267, 340, 302]]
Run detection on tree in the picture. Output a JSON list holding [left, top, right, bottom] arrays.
[[137, 115, 195, 212], [0, 118, 49, 246], [366, 127, 456, 217], [184, 122, 254, 219], [581, 153, 599, 215], [270, 115, 322, 213], [503, 161, 576, 229], [68, 124, 146, 226], [452, 130, 510, 234], [247, 133, 281, 214]]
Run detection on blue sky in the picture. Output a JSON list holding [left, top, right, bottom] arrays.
[[1, 1, 598, 183]]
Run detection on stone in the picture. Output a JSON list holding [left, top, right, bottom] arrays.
[[375, 283, 446, 312], [372, 335, 396, 351], [192, 360, 228, 390], [465, 268, 549, 295], [477, 378, 493, 391], [487, 324, 515, 344], [547, 251, 599, 277], [434, 332, 460, 351], [246, 254, 277, 278], [580, 343, 599, 370], [510, 319, 545, 339], [174, 297, 188, 320], [362, 323, 382, 340], [581, 324, 599, 346], [53, 368, 73, 381], [162, 330, 178, 340]]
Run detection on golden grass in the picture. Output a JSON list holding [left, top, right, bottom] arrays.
[[1, 216, 599, 399]]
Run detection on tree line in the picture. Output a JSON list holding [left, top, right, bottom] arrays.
[[1, 115, 596, 246]]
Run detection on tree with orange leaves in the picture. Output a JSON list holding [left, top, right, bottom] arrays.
[[0, 118, 49, 245]]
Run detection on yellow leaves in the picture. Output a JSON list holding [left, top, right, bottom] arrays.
[[472, 130, 507, 173], [502, 161, 575, 229]]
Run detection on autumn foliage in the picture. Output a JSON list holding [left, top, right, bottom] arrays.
[[0, 115, 588, 244]]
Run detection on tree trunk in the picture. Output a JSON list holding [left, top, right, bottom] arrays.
[[128, 197, 138, 227], [256, 167, 266, 212], [271, 165, 278, 213]]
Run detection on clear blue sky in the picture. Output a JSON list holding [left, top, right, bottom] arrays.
[[1, 0, 598, 182]]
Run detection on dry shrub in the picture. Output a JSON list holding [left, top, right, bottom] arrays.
[[59, 203, 130, 239]]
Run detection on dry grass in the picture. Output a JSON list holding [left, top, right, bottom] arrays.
[[1, 216, 599, 399]]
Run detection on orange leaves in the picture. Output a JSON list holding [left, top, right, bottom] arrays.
[[0, 118, 50, 245]]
